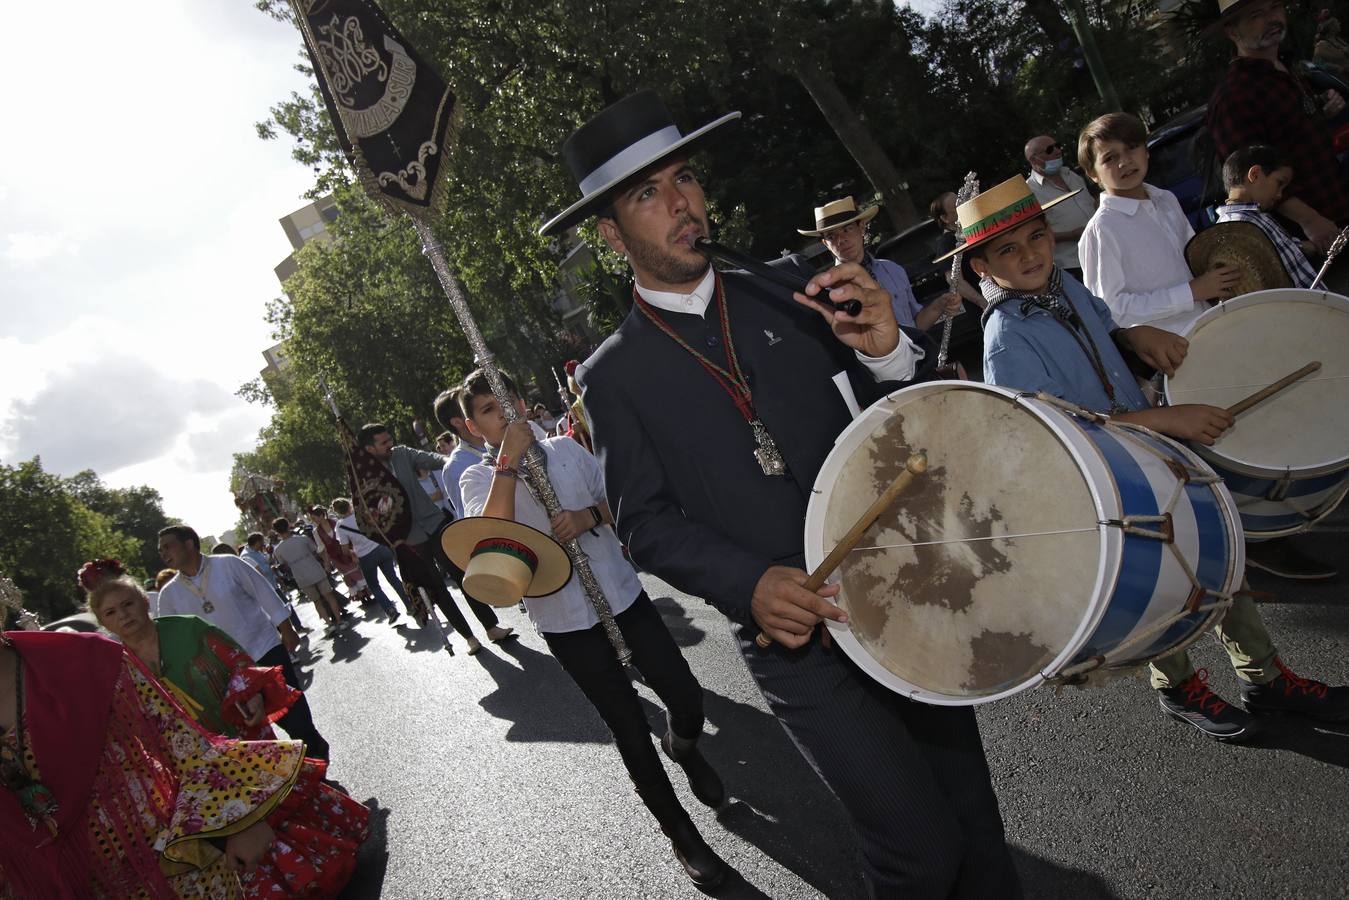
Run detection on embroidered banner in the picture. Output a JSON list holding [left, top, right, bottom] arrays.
[[336, 418, 413, 547], [289, 0, 456, 220]]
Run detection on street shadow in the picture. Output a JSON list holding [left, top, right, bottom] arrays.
[[652, 595, 708, 649], [476, 641, 612, 744], [337, 797, 391, 899], [394, 620, 454, 654], [328, 627, 371, 664], [693, 689, 865, 900], [1009, 845, 1122, 899], [1245, 716, 1349, 768]]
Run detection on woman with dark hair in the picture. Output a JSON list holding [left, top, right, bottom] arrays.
[[307, 506, 371, 605]]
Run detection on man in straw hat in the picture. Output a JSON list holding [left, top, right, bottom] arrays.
[[963, 174, 1349, 742], [542, 89, 1019, 896], [1206, 0, 1348, 251], [449, 368, 729, 887], [800, 196, 963, 330]]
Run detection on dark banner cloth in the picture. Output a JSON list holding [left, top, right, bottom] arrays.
[[290, 0, 456, 220], [337, 418, 413, 547]]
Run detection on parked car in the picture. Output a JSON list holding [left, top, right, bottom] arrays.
[[875, 219, 986, 377], [40, 611, 102, 634]]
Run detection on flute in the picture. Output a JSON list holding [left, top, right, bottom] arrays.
[[694, 237, 864, 317]]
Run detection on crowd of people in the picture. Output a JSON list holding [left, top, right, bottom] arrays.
[[2, 0, 1347, 894]]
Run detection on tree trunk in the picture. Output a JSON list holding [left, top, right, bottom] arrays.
[[1022, 0, 1076, 47], [792, 59, 918, 233]]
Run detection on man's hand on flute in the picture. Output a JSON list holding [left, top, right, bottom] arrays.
[[751, 565, 848, 649], [793, 262, 901, 359]]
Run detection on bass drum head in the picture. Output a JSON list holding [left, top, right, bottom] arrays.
[[808, 384, 1105, 704], [1165, 289, 1349, 477]]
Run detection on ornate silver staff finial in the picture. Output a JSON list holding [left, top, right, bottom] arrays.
[[316, 373, 341, 419], [1310, 226, 1349, 291], [936, 171, 980, 375], [0, 574, 41, 631]]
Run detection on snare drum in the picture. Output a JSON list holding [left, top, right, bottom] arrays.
[[803, 382, 1244, 706], [1164, 289, 1349, 539]]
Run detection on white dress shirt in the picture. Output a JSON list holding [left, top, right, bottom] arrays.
[[460, 437, 640, 634], [1028, 168, 1098, 270], [157, 554, 291, 660], [1078, 184, 1206, 333], [635, 264, 923, 382]]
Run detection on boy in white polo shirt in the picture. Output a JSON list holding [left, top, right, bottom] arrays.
[[456, 368, 730, 888]]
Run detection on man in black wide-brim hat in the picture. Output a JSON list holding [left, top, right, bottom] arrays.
[[544, 90, 1021, 896]]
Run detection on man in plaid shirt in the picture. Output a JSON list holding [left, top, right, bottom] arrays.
[[1207, 0, 1348, 252], [1216, 145, 1319, 287]]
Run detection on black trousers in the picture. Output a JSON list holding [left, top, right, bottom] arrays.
[[739, 627, 1021, 899], [257, 644, 330, 761], [397, 541, 477, 638], [543, 592, 703, 792]]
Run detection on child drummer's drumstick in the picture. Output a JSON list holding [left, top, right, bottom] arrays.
[[1225, 362, 1320, 418], [755, 452, 928, 649]]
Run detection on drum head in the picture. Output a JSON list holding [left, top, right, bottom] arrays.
[[1165, 289, 1349, 476], [812, 385, 1104, 701]]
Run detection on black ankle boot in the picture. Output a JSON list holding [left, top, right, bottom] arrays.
[[635, 784, 728, 888], [661, 730, 726, 808]]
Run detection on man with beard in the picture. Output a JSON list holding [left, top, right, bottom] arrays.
[[540, 91, 1021, 897], [1207, 0, 1349, 250]]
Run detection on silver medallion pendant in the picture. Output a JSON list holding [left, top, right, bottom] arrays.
[[202, 600, 215, 614], [750, 418, 787, 476]]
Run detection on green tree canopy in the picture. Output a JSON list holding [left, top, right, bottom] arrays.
[[0, 458, 145, 624]]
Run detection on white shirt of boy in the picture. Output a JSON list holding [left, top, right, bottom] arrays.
[[1078, 183, 1206, 334], [459, 436, 640, 634]]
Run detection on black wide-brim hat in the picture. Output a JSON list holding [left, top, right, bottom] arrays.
[[539, 90, 740, 237]]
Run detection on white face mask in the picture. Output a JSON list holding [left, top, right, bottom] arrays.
[[1043, 157, 1064, 176]]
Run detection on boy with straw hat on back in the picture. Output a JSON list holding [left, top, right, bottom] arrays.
[[952, 174, 1349, 743], [445, 367, 731, 888]]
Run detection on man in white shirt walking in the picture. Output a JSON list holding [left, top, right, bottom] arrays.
[[157, 524, 331, 760]]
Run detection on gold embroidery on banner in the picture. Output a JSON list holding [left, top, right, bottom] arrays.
[[316, 18, 417, 138], [377, 141, 438, 200]]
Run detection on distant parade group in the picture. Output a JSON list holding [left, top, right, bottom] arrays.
[[3, 0, 1347, 894]]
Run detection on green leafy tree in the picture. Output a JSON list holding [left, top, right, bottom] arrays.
[[0, 458, 143, 624], [64, 471, 176, 578]]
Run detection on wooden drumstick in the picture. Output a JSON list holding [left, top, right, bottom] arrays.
[[755, 451, 928, 649], [1225, 361, 1320, 418]]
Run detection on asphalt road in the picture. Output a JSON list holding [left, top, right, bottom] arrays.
[[294, 515, 1349, 899]]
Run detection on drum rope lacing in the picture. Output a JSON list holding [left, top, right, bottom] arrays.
[[1000, 392, 1241, 684], [1052, 419, 1239, 683]]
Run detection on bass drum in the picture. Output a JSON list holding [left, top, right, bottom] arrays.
[[1165, 288, 1349, 539], [803, 382, 1244, 706]]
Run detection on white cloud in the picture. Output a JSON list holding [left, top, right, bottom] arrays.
[[0, 1, 320, 536], [4, 232, 70, 266]]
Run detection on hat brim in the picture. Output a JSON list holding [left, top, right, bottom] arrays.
[[1183, 221, 1292, 293], [539, 112, 742, 237], [798, 204, 882, 237], [931, 190, 1082, 264], [441, 516, 573, 597], [1203, 0, 1260, 35]]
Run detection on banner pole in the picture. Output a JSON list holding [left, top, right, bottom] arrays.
[[410, 218, 631, 665]]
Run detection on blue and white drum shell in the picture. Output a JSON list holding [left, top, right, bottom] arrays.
[[1165, 289, 1349, 540], [804, 382, 1245, 707]]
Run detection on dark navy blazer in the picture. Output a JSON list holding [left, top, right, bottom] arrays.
[[578, 259, 936, 625]]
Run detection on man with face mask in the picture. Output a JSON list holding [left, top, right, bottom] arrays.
[[1207, 0, 1349, 250], [1024, 134, 1099, 281]]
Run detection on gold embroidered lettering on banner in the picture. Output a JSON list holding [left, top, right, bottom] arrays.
[[317, 15, 388, 104], [378, 141, 438, 200]]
